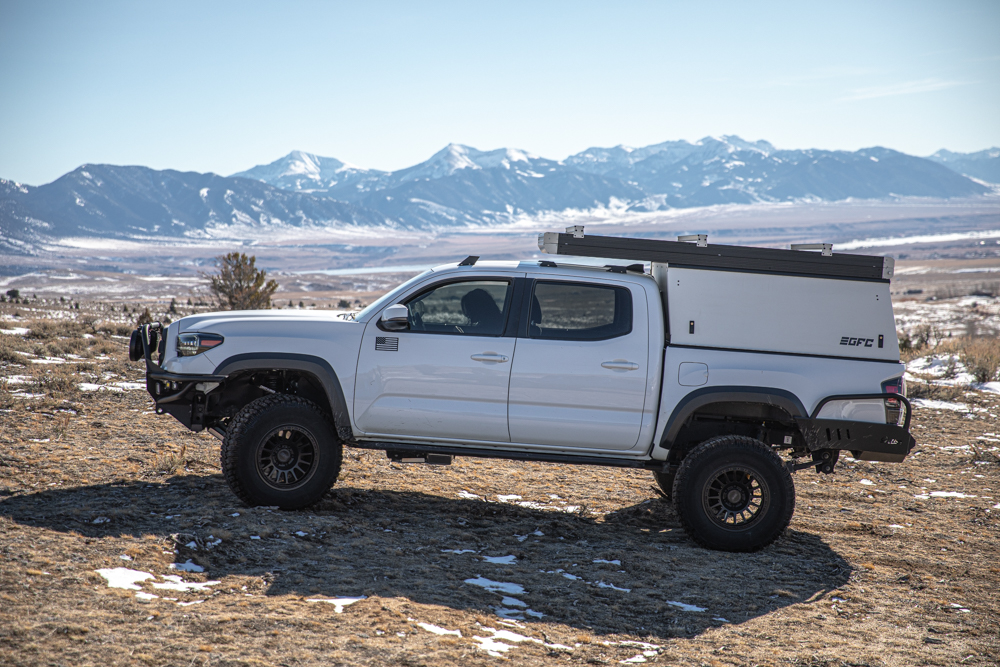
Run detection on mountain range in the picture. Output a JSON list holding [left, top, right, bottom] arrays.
[[2, 136, 997, 254]]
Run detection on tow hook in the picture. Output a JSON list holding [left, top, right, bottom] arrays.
[[813, 449, 839, 474]]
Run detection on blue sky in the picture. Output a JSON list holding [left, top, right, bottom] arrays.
[[1, 0, 998, 185]]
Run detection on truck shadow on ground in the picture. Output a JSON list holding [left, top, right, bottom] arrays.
[[0, 473, 851, 639]]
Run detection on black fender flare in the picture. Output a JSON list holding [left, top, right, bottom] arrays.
[[656, 385, 807, 455], [213, 353, 353, 442]]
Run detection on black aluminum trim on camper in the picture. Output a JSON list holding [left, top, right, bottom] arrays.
[[539, 232, 891, 282]]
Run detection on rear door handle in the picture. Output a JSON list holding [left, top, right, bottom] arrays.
[[602, 360, 639, 371], [471, 353, 509, 363]]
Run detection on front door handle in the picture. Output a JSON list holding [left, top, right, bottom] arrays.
[[471, 353, 509, 363], [602, 360, 639, 371]]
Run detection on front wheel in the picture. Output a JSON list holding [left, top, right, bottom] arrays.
[[221, 394, 342, 509], [672, 435, 794, 552]]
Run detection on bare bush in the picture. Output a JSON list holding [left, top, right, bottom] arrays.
[[959, 337, 1000, 383], [206, 252, 278, 310]]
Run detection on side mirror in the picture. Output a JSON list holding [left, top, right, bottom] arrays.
[[380, 304, 409, 331]]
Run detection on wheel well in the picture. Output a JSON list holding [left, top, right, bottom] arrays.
[[208, 370, 332, 427], [665, 400, 802, 462]]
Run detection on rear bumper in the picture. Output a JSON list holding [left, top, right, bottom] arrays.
[[795, 394, 916, 463]]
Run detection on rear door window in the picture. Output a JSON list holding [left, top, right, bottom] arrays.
[[528, 281, 632, 341]]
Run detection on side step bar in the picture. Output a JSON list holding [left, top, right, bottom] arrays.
[[350, 440, 669, 472]]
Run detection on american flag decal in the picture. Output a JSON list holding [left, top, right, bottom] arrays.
[[375, 336, 398, 351]]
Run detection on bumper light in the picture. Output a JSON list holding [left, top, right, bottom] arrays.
[[177, 332, 224, 357]]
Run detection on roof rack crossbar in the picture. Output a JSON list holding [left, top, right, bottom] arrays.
[[537, 232, 893, 282]]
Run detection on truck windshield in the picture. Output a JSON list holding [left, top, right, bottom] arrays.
[[354, 270, 433, 322]]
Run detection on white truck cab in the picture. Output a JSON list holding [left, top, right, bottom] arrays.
[[130, 229, 913, 552]]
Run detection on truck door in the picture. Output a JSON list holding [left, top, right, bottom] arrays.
[[507, 278, 649, 450], [354, 277, 520, 443]]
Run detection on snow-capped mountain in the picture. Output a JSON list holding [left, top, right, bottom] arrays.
[[0, 164, 391, 253], [565, 136, 985, 208], [0, 137, 992, 253], [927, 148, 1000, 184], [231, 150, 384, 194]]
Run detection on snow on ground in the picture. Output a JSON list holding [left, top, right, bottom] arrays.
[[470, 626, 573, 657], [94, 566, 221, 605], [894, 295, 1000, 340], [305, 597, 367, 613], [78, 381, 145, 392], [910, 399, 972, 411]]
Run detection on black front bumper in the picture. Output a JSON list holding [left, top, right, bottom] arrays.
[[134, 323, 225, 430], [795, 394, 916, 462]]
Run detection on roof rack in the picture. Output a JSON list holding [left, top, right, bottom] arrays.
[[537, 227, 893, 282]]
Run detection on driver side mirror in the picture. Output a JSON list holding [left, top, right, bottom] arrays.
[[380, 303, 409, 331]]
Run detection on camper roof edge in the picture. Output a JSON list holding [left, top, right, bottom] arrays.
[[537, 231, 891, 283]]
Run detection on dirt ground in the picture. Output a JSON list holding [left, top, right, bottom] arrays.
[[1, 309, 999, 666]]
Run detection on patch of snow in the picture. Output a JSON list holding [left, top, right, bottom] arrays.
[[464, 577, 525, 595], [483, 555, 517, 565], [416, 622, 461, 637], [497, 494, 522, 502], [593, 559, 621, 565], [135, 592, 158, 600], [442, 549, 477, 554], [0, 327, 29, 335], [169, 560, 204, 573], [152, 575, 221, 592], [595, 581, 631, 592], [305, 596, 366, 613], [911, 399, 970, 412], [177, 600, 204, 607], [96, 567, 155, 590], [501, 596, 527, 608], [665, 600, 707, 612], [929, 491, 977, 499], [859, 479, 875, 486], [457, 490, 480, 499]]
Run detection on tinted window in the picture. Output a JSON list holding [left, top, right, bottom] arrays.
[[406, 280, 511, 336], [529, 281, 632, 340]]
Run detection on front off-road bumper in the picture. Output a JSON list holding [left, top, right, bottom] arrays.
[[130, 323, 225, 431], [794, 394, 916, 462]]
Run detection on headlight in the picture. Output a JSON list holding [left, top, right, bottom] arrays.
[[177, 332, 224, 357]]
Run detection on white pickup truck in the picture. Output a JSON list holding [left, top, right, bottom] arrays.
[[130, 229, 914, 552]]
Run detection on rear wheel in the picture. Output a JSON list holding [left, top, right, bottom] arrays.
[[221, 394, 342, 509], [672, 435, 794, 552]]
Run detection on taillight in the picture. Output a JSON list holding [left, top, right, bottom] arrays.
[[177, 332, 224, 357], [881, 376, 905, 424]]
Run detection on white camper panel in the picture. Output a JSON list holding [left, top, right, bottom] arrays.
[[666, 267, 899, 361]]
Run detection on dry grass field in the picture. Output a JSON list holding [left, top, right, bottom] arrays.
[[0, 298, 998, 666]]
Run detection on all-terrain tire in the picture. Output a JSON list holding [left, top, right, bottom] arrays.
[[221, 394, 342, 509], [672, 435, 794, 552], [653, 470, 676, 500]]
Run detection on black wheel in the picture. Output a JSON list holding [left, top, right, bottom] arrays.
[[221, 394, 342, 509], [653, 470, 675, 500], [672, 435, 794, 552]]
